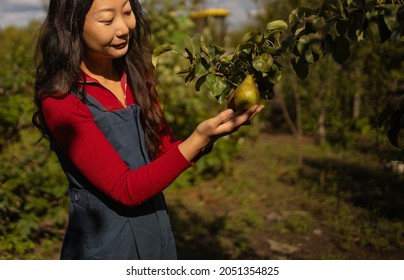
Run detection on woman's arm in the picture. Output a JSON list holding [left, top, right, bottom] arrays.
[[42, 95, 193, 207], [43, 95, 263, 207]]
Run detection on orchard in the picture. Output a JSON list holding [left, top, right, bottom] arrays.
[[155, 0, 404, 147], [0, 0, 403, 259]]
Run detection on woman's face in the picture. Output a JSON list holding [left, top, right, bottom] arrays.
[[82, 0, 136, 61]]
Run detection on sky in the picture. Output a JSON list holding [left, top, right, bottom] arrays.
[[0, 0, 45, 28], [0, 0, 259, 30]]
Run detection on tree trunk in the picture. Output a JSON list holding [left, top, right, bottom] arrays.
[[353, 92, 361, 119], [275, 87, 299, 137], [353, 68, 362, 119], [318, 107, 326, 145], [275, 84, 303, 169], [317, 73, 332, 145], [293, 85, 303, 135], [292, 77, 303, 168]]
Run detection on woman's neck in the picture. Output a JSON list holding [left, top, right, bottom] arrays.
[[81, 57, 120, 82]]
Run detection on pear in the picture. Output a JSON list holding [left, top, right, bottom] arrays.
[[227, 75, 260, 111]]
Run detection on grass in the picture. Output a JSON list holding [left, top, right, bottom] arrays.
[[17, 130, 404, 260], [165, 132, 404, 259]]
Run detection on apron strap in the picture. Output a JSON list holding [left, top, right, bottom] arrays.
[[71, 87, 107, 119]]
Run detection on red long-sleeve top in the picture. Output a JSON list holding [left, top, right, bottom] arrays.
[[42, 72, 193, 207]]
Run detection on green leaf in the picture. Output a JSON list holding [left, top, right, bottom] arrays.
[[177, 67, 192, 75], [185, 67, 196, 85], [292, 57, 310, 81], [195, 75, 208, 92], [184, 48, 194, 61], [205, 44, 227, 59], [184, 34, 201, 57], [266, 20, 288, 32], [252, 53, 274, 73], [365, 14, 381, 42], [347, 10, 365, 41], [206, 74, 228, 97], [237, 42, 255, 53], [269, 64, 283, 84], [294, 24, 307, 36], [289, 7, 314, 27], [377, 13, 393, 43], [256, 76, 275, 100], [211, 44, 227, 56], [309, 34, 323, 62], [336, 18, 351, 36], [297, 35, 315, 63], [201, 45, 210, 56], [313, 16, 328, 34], [281, 35, 297, 56], [239, 30, 262, 44], [152, 44, 173, 68], [320, 0, 344, 15], [388, 127, 401, 148], [332, 35, 351, 64], [195, 57, 210, 78], [383, 6, 398, 32]]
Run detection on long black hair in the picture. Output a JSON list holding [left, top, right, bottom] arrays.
[[33, 0, 170, 159]]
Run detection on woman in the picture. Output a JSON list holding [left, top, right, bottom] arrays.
[[33, 0, 264, 259]]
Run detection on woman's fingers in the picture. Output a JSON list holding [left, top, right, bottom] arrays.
[[213, 108, 236, 126], [216, 105, 264, 133], [197, 105, 265, 138], [181, 105, 264, 161]]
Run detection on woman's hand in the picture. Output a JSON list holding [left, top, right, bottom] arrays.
[[178, 104, 265, 161]]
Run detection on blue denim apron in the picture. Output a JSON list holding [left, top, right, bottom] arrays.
[[55, 93, 177, 260]]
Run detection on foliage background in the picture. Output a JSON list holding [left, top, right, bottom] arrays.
[[0, 0, 403, 259]]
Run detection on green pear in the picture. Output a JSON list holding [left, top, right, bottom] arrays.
[[228, 75, 260, 111]]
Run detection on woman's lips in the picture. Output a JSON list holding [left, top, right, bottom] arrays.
[[114, 42, 128, 49]]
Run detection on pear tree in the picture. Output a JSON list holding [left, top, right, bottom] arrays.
[[154, 0, 404, 147]]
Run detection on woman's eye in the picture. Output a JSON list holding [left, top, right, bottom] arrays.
[[101, 19, 114, 25], [124, 10, 132, 16]]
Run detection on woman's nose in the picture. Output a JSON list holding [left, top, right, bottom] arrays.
[[115, 18, 130, 38]]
